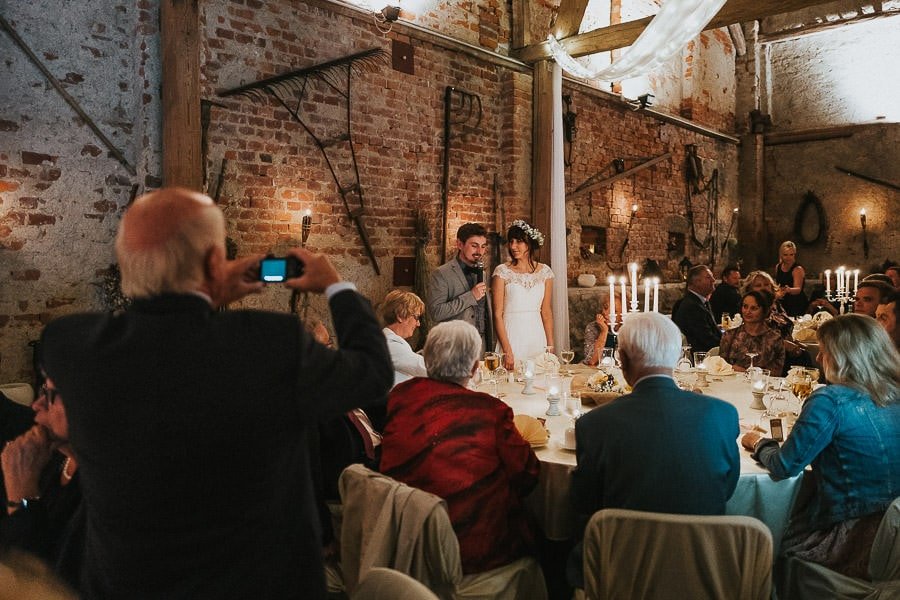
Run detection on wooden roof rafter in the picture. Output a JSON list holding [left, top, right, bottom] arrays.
[[512, 0, 846, 63]]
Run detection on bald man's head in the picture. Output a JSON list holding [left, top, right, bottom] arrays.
[[116, 188, 226, 298]]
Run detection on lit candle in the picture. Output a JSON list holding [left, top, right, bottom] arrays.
[[845, 270, 851, 295], [653, 277, 660, 312], [824, 269, 831, 295], [608, 276, 616, 325], [619, 277, 627, 318], [853, 269, 859, 293], [752, 379, 766, 393], [836, 267, 844, 295], [643, 278, 650, 312], [629, 263, 638, 311]]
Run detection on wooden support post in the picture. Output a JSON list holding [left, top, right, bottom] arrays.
[[738, 133, 766, 269], [161, 0, 202, 190], [532, 60, 554, 250]]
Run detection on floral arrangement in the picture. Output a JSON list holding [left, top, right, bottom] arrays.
[[510, 219, 545, 247], [586, 371, 625, 393]]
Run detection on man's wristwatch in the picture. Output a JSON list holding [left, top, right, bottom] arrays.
[[7, 496, 40, 510]]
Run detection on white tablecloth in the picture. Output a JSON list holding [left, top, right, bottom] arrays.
[[493, 365, 803, 547]]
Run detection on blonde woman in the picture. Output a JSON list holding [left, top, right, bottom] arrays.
[[492, 221, 553, 370], [773, 240, 808, 317], [742, 314, 900, 577], [381, 290, 427, 387]]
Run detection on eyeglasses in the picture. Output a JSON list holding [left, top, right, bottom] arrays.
[[39, 384, 60, 406]]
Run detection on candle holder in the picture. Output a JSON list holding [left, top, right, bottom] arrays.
[[545, 393, 561, 416], [824, 267, 858, 314], [521, 373, 535, 395], [749, 368, 769, 410]]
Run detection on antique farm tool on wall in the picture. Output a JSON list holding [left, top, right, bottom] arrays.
[[440, 86, 483, 259], [683, 144, 719, 257], [0, 15, 136, 176], [568, 152, 671, 201], [219, 48, 388, 275]]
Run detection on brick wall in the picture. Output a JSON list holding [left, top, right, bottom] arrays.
[[0, 2, 161, 382]]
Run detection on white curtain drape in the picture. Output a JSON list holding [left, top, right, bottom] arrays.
[[548, 0, 727, 82], [550, 63, 570, 352]]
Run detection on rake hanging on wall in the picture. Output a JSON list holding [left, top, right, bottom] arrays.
[[219, 48, 389, 275]]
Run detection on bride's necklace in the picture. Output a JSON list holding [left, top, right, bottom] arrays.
[[61, 457, 75, 481]]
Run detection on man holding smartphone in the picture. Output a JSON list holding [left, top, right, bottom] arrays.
[[40, 187, 392, 599]]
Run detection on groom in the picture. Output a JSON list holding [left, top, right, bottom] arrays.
[[427, 223, 492, 352]]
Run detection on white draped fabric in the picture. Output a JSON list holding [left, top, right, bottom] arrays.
[[549, 63, 571, 353]]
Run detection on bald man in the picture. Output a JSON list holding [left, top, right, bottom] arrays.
[[40, 188, 392, 599]]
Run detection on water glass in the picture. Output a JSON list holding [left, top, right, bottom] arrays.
[[566, 391, 584, 419]]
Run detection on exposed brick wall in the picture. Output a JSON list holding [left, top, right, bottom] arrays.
[[0, 2, 161, 382]]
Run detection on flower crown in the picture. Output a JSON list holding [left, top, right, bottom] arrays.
[[510, 219, 544, 247]]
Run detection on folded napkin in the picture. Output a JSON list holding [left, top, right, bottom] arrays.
[[572, 373, 625, 406], [727, 314, 742, 328], [513, 414, 549, 447], [703, 356, 734, 375], [794, 328, 817, 342], [812, 311, 833, 325], [532, 353, 560, 372]]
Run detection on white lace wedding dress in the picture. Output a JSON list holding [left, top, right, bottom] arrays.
[[493, 262, 554, 362]]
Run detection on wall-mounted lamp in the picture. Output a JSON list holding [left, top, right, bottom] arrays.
[[617, 204, 639, 259], [373, 4, 401, 33], [860, 208, 869, 258], [301, 208, 313, 247]]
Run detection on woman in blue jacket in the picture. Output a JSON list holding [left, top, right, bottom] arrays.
[[742, 314, 900, 578]]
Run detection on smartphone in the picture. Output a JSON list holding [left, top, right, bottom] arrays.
[[769, 418, 784, 442], [259, 256, 303, 282]]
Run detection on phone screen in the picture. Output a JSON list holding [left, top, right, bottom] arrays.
[[260, 258, 288, 282]]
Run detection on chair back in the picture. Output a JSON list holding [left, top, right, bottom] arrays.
[[583, 509, 772, 600], [870, 496, 900, 581], [339, 464, 462, 598], [707, 346, 720, 357], [351, 567, 440, 600]]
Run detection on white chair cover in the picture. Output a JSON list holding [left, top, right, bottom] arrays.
[[338, 464, 547, 600], [582, 508, 773, 600], [351, 567, 440, 600]]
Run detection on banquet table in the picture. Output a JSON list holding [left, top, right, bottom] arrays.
[[493, 364, 804, 549]]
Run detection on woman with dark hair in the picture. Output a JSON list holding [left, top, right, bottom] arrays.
[[742, 314, 900, 578], [719, 290, 785, 374], [492, 220, 554, 369]]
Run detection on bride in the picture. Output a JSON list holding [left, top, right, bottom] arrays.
[[492, 220, 554, 370]]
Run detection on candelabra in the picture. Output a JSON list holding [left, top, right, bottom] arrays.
[[823, 266, 859, 314]]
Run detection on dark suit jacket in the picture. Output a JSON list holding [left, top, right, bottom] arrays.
[[709, 283, 741, 322], [40, 290, 392, 600], [571, 376, 740, 520], [673, 291, 722, 352], [567, 376, 740, 588]]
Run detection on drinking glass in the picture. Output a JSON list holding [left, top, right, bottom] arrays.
[[791, 372, 813, 404], [693, 352, 708, 385], [566, 391, 583, 419], [599, 347, 616, 370], [560, 349, 575, 376], [484, 352, 500, 380], [675, 345, 693, 373]]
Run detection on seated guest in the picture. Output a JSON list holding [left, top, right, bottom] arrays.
[[719, 290, 785, 375], [854, 280, 893, 318], [1, 378, 82, 589], [1, 391, 35, 518], [380, 321, 539, 574], [381, 290, 427, 387], [582, 295, 622, 366], [709, 265, 742, 323], [742, 314, 900, 578], [886, 265, 900, 288], [744, 271, 811, 370], [568, 312, 739, 588], [876, 290, 899, 350], [672, 265, 722, 352]]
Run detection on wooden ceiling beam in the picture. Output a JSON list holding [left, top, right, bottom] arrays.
[[552, 0, 592, 39], [512, 0, 842, 64]]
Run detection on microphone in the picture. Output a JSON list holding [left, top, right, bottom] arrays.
[[475, 261, 484, 284]]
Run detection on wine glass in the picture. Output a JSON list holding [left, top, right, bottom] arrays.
[[693, 351, 708, 385], [566, 390, 583, 419], [676, 345, 693, 373], [744, 351, 759, 381], [560, 349, 575, 376], [791, 372, 813, 404], [493, 352, 508, 398]]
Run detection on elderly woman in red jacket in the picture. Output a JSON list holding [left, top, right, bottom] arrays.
[[379, 320, 539, 574]]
